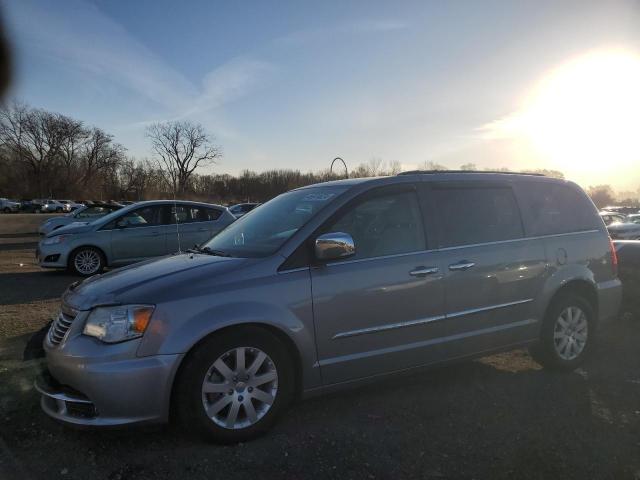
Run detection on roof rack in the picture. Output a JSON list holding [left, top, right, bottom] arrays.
[[397, 170, 545, 176]]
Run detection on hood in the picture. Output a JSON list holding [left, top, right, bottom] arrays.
[[45, 221, 93, 237], [63, 253, 255, 310]]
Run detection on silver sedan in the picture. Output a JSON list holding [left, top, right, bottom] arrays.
[[37, 200, 235, 275]]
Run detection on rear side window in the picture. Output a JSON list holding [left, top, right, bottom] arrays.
[[433, 187, 524, 247], [517, 182, 600, 236], [171, 205, 222, 223]]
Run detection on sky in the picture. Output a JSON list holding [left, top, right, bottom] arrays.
[[3, 0, 640, 192]]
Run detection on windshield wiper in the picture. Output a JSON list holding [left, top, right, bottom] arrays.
[[186, 245, 232, 257]]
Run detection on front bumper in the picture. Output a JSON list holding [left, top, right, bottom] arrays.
[[38, 353, 182, 426], [41, 320, 183, 426], [36, 242, 69, 268]]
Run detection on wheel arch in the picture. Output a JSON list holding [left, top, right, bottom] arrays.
[[168, 322, 304, 421], [544, 279, 599, 324]]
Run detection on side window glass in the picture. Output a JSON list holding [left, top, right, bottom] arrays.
[[324, 190, 425, 260], [434, 187, 523, 247], [203, 207, 221, 221], [171, 205, 191, 224], [518, 183, 600, 235], [119, 206, 161, 228]]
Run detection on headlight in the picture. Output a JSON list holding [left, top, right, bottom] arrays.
[[83, 305, 155, 343], [42, 234, 70, 245]]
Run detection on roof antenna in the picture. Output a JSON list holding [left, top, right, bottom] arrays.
[[161, 175, 182, 254], [172, 184, 182, 254]]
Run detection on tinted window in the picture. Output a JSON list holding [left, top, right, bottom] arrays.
[[172, 205, 222, 223], [518, 182, 600, 235], [324, 189, 425, 260], [434, 187, 523, 247], [116, 205, 164, 228]]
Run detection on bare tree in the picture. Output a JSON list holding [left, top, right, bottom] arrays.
[[0, 102, 70, 196], [80, 128, 125, 185], [587, 185, 615, 208], [146, 121, 221, 195], [368, 156, 384, 176]]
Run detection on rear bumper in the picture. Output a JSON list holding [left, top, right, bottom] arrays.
[[597, 278, 623, 323]]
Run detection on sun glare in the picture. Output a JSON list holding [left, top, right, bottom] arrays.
[[486, 49, 640, 173]]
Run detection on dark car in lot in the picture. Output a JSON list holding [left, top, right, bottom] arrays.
[[614, 240, 640, 313], [20, 199, 44, 213]]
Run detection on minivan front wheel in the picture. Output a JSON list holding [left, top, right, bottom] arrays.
[[176, 327, 294, 443], [69, 247, 105, 276], [530, 294, 594, 370]]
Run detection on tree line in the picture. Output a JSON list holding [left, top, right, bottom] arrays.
[[0, 102, 637, 208]]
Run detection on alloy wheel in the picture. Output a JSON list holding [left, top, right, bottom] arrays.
[[553, 306, 588, 361], [74, 249, 101, 275], [201, 347, 278, 430]]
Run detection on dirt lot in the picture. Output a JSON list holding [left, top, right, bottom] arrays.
[[1, 214, 640, 480]]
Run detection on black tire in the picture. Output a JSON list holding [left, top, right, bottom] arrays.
[[529, 293, 595, 371], [68, 246, 105, 276], [175, 326, 294, 443], [2, 207, 10, 213], [56, 207, 63, 213]]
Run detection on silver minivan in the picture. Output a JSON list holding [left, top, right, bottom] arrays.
[[37, 172, 621, 442], [37, 200, 235, 275]]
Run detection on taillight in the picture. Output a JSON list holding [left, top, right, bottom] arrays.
[[609, 237, 618, 275]]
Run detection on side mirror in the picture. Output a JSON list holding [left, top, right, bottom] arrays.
[[315, 232, 355, 261]]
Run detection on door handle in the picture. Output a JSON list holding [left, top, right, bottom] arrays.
[[409, 266, 439, 277], [449, 261, 475, 271]]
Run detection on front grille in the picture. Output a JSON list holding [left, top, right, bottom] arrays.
[[48, 305, 78, 346]]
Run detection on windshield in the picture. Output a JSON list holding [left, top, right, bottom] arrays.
[[203, 186, 346, 257]]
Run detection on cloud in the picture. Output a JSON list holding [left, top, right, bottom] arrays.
[[276, 18, 408, 46], [5, 0, 275, 125], [347, 19, 408, 33]]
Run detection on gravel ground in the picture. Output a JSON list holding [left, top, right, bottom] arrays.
[[1, 215, 640, 480]]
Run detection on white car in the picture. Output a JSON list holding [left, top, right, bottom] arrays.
[[0, 198, 20, 213], [41, 199, 71, 213], [58, 200, 83, 211], [38, 203, 123, 235], [607, 215, 640, 240]]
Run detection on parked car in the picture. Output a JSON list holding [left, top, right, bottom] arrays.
[[36, 172, 621, 443], [229, 202, 260, 219], [41, 199, 71, 213], [607, 217, 640, 240], [613, 240, 640, 313], [20, 199, 44, 213], [59, 200, 84, 211], [36, 200, 235, 276], [602, 205, 639, 215], [0, 197, 20, 213], [599, 211, 627, 226], [38, 203, 123, 236]]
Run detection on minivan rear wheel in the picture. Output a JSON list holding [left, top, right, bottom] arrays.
[[175, 327, 294, 443], [530, 294, 594, 371]]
